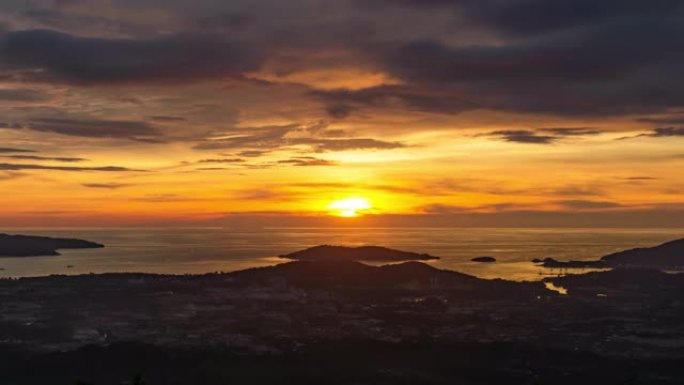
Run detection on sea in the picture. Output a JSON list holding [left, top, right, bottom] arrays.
[[1, 227, 681, 281]]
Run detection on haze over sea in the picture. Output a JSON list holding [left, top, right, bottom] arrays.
[[0, 227, 681, 281]]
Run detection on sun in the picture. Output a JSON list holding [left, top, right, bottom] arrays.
[[328, 197, 372, 217]]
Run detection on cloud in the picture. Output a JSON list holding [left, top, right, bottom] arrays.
[[486, 130, 557, 144], [3, 1, 684, 121], [325, 104, 355, 119], [0, 163, 139, 172], [193, 123, 405, 152], [638, 116, 684, 125], [538, 127, 602, 136], [422, 199, 626, 214], [3, 155, 86, 162], [149, 116, 187, 122], [0, 147, 35, 154], [0, 29, 263, 84], [646, 127, 684, 137], [199, 158, 245, 163], [316, 6, 684, 117], [553, 200, 624, 210], [484, 127, 602, 144], [623, 176, 658, 181], [82, 183, 132, 189], [620, 126, 684, 140], [17, 117, 160, 140], [374, 0, 682, 36], [293, 137, 405, 152], [238, 150, 268, 157], [0, 88, 50, 102], [277, 156, 337, 166]]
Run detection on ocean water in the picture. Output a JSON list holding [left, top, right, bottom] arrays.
[[0, 227, 681, 281]]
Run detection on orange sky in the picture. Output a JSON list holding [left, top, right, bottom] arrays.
[[0, 0, 683, 227]]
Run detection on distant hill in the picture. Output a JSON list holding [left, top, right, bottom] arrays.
[[600, 238, 684, 268], [280, 245, 439, 262], [534, 238, 684, 269], [0, 233, 104, 257]]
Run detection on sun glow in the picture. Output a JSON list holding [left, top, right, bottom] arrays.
[[328, 197, 372, 217]]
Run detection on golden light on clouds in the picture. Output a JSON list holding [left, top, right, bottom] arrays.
[[328, 197, 372, 217]]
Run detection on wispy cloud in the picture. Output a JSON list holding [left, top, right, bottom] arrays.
[[0, 163, 140, 172]]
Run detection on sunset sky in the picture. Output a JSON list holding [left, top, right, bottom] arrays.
[[0, 0, 683, 227]]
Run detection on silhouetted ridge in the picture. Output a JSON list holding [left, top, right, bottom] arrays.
[[230, 259, 541, 297], [600, 238, 684, 268], [280, 245, 438, 262], [0, 233, 104, 257], [534, 238, 684, 269]]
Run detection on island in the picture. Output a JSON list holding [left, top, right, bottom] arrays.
[[532, 238, 684, 269], [471, 256, 496, 263], [0, 233, 104, 257], [279, 245, 439, 262]]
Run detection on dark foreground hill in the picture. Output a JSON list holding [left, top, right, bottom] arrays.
[[1, 244, 683, 384], [280, 245, 438, 262], [0, 233, 104, 257], [230, 259, 541, 299]]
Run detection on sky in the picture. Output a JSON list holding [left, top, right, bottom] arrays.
[[0, 0, 683, 227]]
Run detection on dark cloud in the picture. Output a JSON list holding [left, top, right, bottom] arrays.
[[325, 104, 355, 119], [277, 156, 337, 166], [620, 126, 684, 140], [623, 176, 658, 181], [193, 123, 405, 152], [238, 150, 268, 157], [196, 12, 256, 30], [538, 127, 602, 136], [18, 117, 160, 140], [0, 29, 262, 84], [3, 1, 684, 121], [466, 0, 682, 36], [294, 138, 405, 152], [317, 6, 684, 117], [3, 155, 86, 162], [0, 88, 49, 102], [486, 130, 557, 144], [638, 116, 684, 125], [149, 116, 187, 122], [198, 158, 245, 163], [0, 163, 138, 172], [193, 124, 295, 150], [485, 127, 602, 144], [646, 127, 684, 137], [0, 147, 35, 154], [554, 200, 624, 210], [366, 0, 682, 36], [82, 183, 132, 189]]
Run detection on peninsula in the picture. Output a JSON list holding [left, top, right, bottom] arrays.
[[533, 238, 684, 269], [0, 233, 104, 257]]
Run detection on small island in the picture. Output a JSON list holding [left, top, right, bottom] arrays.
[[279, 245, 439, 262], [471, 256, 497, 263], [0, 233, 104, 257]]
